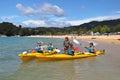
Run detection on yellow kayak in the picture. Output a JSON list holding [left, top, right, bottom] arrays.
[[18, 53, 42, 61], [36, 50, 104, 61], [19, 50, 104, 61], [18, 50, 56, 61]]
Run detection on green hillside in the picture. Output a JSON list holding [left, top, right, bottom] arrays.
[[0, 19, 120, 36]]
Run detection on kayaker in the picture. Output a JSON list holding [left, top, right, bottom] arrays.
[[35, 41, 43, 53], [63, 37, 71, 53], [47, 42, 54, 52], [85, 42, 96, 53], [67, 43, 75, 56]]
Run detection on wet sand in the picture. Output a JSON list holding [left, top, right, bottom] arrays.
[[77, 35, 120, 45]]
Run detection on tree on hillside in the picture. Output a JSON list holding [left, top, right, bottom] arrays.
[[100, 25, 110, 33], [0, 22, 18, 36], [92, 25, 110, 34], [92, 25, 101, 33], [115, 24, 120, 32]]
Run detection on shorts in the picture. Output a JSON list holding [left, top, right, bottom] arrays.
[[64, 46, 69, 51]]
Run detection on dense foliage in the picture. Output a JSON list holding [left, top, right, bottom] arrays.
[[0, 19, 120, 36]]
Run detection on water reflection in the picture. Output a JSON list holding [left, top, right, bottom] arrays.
[[18, 57, 99, 80]]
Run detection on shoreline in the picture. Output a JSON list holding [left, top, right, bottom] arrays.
[[77, 35, 120, 45], [27, 35, 120, 45]]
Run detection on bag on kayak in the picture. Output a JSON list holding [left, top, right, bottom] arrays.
[[31, 49, 36, 53]]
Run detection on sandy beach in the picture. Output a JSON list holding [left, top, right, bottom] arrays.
[[77, 35, 120, 45], [27, 35, 120, 45]]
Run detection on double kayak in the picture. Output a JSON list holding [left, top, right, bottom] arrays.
[[36, 50, 104, 61], [18, 50, 105, 61]]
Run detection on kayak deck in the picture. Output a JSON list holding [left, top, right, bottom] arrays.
[[36, 51, 104, 61], [18, 53, 42, 61], [18, 50, 104, 61], [36, 53, 96, 61]]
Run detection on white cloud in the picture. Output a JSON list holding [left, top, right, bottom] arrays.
[[21, 20, 46, 27], [45, 20, 71, 27], [15, 3, 67, 27], [16, 4, 36, 16], [38, 3, 64, 17], [68, 15, 120, 26], [0, 15, 19, 21], [18, 15, 120, 27], [21, 19, 70, 27], [16, 3, 64, 17]]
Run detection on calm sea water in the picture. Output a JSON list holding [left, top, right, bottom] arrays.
[[0, 37, 120, 80]]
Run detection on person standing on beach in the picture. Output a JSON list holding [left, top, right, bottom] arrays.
[[63, 37, 71, 53]]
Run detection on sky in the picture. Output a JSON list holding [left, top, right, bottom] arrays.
[[0, 0, 120, 27]]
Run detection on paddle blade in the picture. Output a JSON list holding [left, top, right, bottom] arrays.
[[73, 39, 80, 44]]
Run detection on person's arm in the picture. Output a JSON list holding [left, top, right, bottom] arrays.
[[63, 41, 65, 47], [84, 46, 89, 49], [41, 46, 43, 50], [93, 47, 96, 52], [72, 47, 75, 52]]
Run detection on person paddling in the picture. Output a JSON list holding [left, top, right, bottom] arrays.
[[85, 42, 96, 53]]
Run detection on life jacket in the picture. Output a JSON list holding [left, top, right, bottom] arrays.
[[36, 46, 42, 52], [67, 49, 74, 55], [88, 47, 94, 53], [47, 46, 53, 51]]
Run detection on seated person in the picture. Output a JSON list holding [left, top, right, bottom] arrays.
[[85, 42, 96, 53], [35, 41, 43, 53], [63, 37, 70, 53], [67, 43, 74, 56], [47, 42, 54, 52]]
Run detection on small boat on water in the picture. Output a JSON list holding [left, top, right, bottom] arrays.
[[36, 50, 104, 61], [18, 50, 105, 61], [18, 50, 56, 61]]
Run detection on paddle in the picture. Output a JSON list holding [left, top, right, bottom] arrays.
[[73, 39, 80, 45], [73, 39, 81, 51], [72, 38, 85, 45], [73, 39, 97, 46]]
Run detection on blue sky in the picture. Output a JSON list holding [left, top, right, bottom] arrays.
[[0, 0, 120, 27]]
